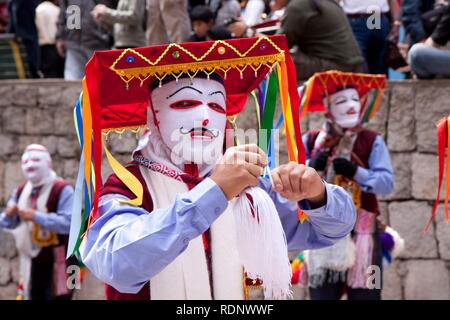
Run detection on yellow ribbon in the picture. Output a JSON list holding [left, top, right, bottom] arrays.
[[103, 140, 143, 207]]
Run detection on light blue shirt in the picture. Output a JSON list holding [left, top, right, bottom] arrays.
[[0, 185, 74, 235], [80, 176, 356, 294], [302, 133, 394, 195]]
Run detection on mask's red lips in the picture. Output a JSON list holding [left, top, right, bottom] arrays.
[[346, 108, 357, 115], [190, 129, 214, 140], [180, 127, 217, 140]]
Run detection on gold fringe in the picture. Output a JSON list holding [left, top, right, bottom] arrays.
[[110, 54, 283, 88], [335, 175, 362, 209], [102, 125, 147, 139], [32, 223, 59, 247], [110, 36, 284, 70]]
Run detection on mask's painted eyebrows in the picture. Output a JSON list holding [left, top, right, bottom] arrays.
[[332, 96, 348, 104], [166, 86, 203, 99], [209, 91, 225, 99]]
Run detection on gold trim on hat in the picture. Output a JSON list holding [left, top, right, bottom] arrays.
[[109, 36, 285, 89]]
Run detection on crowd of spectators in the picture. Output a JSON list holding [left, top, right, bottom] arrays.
[[0, 0, 448, 80]]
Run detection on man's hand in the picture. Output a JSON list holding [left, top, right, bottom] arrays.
[[18, 208, 36, 222], [210, 144, 268, 200], [56, 40, 65, 57], [91, 4, 108, 23], [333, 158, 357, 178], [271, 162, 326, 205], [388, 22, 401, 43], [5, 205, 18, 218]]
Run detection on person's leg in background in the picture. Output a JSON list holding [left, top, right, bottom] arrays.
[[64, 47, 87, 80], [408, 43, 450, 79], [39, 44, 64, 78], [309, 273, 345, 300], [161, 0, 191, 44], [348, 16, 370, 73], [147, 0, 169, 45], [30, 260, 53, 300], [366, 14, 390, 74], [63, 45, 96, 80]]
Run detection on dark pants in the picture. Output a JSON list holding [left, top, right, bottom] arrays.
[[39, 44, 64, 78], [309, 225, 383, 300], [348, 14, 390, 75], [309, 275, 382, 300], [30, 259, 54, 300], [29, 252, 73, 300]]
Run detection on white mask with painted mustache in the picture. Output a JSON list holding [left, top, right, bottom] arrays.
[[326, 88, 361, 129], [150, 77, 227, 169]]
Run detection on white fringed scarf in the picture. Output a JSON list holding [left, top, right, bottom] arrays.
[[135, 106, 292, 299]]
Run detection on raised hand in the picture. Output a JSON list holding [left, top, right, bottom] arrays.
[[210, 144, 268, 200], [271, 162, 326, 206]]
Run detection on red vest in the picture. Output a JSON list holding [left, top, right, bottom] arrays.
[[307, 129, 380, 215], [100, 163, 218, 300], [16, 179, 72, 263], [101, 164, 152, 300]]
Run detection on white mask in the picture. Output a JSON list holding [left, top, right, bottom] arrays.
[[150, 77, 227, 168], [21, 145, 52, 187], [326, 88, 361, 129]]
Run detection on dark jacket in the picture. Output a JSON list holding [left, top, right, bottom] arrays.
[[402, 0, 437, 44], [432, 4, 450, 45], [56, 0, 117, 50], [279, 0, 363, 67]]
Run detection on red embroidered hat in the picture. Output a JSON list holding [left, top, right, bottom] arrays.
[[300, 70, 387, 123], [84, 35, 300, 131]]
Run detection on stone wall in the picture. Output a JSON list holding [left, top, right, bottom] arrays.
[[1, 79, 450, 299]]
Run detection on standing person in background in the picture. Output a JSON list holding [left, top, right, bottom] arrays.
[[146, 0, 191, 45], [300, 71, 394, 300], [0, 145, 76, 300], [35, 0, 64, 78], [56, 0, 115, 80], [341, 0, 401, 74], [279, 0, 364, 82], [91, 0, 146, 49], [8, 0, 40, 78]]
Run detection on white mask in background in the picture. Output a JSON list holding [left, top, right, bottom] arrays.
[[150, 77, 227, 168], [21, 145, 52, 187], [325, 88, 361, 129]]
